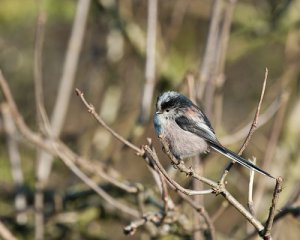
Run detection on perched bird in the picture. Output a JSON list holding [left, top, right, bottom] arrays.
[[153, 91, 274, 178]]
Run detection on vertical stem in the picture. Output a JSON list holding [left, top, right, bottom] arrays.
[[197, 0, 223, 103], [193, 155, 204, 240], [36, 0, 91, 182], [139, 0, 158, 124], [34, 1, 91, 239], [254, 93, 288, 213], [33, 1, 49, 239]]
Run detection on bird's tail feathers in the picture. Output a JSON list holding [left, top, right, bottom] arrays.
[[211, 144, 274, 179]]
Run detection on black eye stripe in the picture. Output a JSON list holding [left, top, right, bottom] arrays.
[[161, 99, 177, 110], [160, 95, 193, 110]]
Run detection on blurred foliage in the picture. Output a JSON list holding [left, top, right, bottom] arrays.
[[0, 0, 75, 24], [0, 0, 300, 239]]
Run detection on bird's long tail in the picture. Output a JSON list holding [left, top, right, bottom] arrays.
[[210, 143, 274, 179]]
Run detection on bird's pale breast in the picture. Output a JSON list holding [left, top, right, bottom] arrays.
[[163, 119, 209, 159]]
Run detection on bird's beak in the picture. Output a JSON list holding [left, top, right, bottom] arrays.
[[156, 111, 162, 114]]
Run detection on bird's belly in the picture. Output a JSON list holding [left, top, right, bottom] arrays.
[[164, 122, 209, 159]]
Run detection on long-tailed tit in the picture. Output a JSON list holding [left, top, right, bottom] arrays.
[[153, 91, 274, 178]]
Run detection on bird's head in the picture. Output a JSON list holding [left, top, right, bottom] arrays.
[[155, 91, 193, 117]]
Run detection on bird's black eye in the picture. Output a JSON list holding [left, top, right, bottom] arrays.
[[165, 109, 169, 112]]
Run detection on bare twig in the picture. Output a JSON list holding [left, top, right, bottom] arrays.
[[263, 177, 283, 239], [213, 0, 237, 128], [123, 212, 162, 236], [248, 157, 256, 215], [1, 70, 280, 237], [214, 0, 236, 77], [145, 139, 176, 216], [51, 141, 139, 218], [197, 0, 223, 102], [192, 155, 204, 240], [239, 68, 268, 154], [254, 92, 289, 213], [34, 0, 50, 135], [78, 83, 281, 237], [33, 2, 49, 238], [37, 0, 91, 182], [50, 0, 91, 136], [143, 145, 214, 196], [157, 136, 217, 187], [157, 136, 266, 234], [220, 68, 269, 183], [245, 179, 292, 240], [139, 0, 158, 124], [0, 71, 139, 219]]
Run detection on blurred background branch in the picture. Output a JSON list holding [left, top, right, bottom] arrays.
[[0, 0, 299, 239]]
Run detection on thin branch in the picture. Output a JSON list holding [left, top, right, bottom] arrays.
[[197, 0, 223, 101], [51, 0, 91, 136], [146, 138, 175, 212], [33, 2, 49, 238], [34, 0, 50, 135], [144, 139, 168, 200], [142, 145, 214, 196], [156, 136, 266, 234], [157, 136, 217, 187], [240, 68, 268, 154], [123, 212, 162, 236], [0, 71, 139, 219], [37, 0, 91, 182], [245, 180, 292, 240], [139, 0, 158, 124], [2, 72, 138, 197], [214, 0, 236, 77], [263, 177, 283, 239], [220, 68, 269, 183], [248, 157, 256, 215], [213, 0, 237, 128], [1, 70, 278, 237], [51, 141, 139, 218], [143, 140, 177, 222], [254, 92, 289, 213]]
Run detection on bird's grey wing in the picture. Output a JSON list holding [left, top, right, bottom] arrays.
[[175, 115, 219, 145], [175, 113, 275, 179]]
